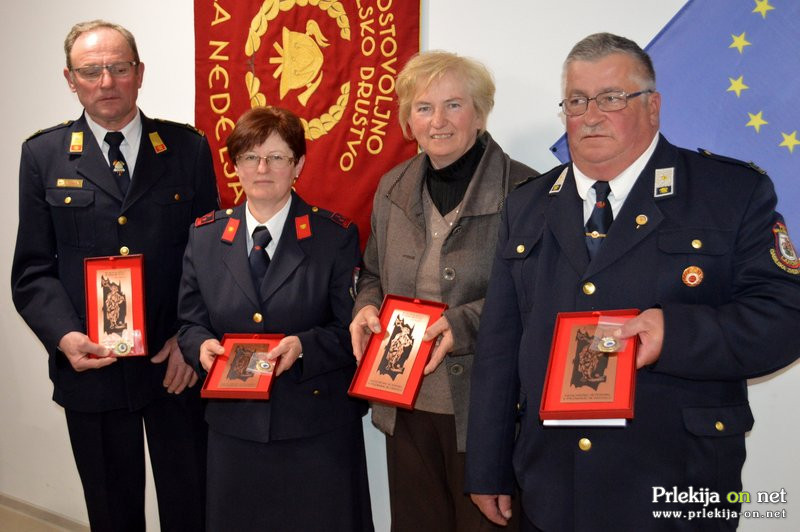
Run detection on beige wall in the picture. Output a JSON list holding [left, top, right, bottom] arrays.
[[1, 1, 795, 530]]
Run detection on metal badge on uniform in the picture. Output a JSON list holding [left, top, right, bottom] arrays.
[[69, 131, 83, 153], [653, 167, 675, 198], [549, 167, 568, 195], [112, 160, 126, 175], [295, 214, 312, 239], [149, 131, 167, 153], [221, 218, 240, 244], [682, 266, 704, 287], [57, 178, 84, 188], [770, 222, 800, 274]]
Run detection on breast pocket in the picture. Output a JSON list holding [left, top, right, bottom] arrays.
[[657, 228, 732, 303], [502, 226, 544, 312], [151, 185, 195, 244], [45, 188, 95, 248]]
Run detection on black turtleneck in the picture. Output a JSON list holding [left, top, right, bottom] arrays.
[[425, 136, 485, 216]]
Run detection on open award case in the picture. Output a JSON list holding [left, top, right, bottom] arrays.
[[349, 295, 448, 409], [85, 254, 147, 356], [201, 334, 284, 399], [539, 309, 639, 427]]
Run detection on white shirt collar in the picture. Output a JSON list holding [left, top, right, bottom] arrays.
[[245, 195, 293, 259], [85, 110, 143, 176], [573, 132, 660, 220]]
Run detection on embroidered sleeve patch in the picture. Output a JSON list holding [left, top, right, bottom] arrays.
[[770, 222, 799, 274]]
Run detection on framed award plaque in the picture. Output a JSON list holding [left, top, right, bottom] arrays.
[[84, 254, 147, 356], [349, 295, 448, 409], [201, 334, 284, 399], [539, 309, 639, 427]]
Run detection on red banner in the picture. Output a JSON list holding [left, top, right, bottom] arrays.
[[195, 0, 419, 246]]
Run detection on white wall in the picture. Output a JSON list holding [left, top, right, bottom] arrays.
[[1, 1, 796, 530]]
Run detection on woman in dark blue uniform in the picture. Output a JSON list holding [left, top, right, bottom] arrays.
[[177, 106, 373, 531]]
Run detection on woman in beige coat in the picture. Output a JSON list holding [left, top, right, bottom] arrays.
[[350, 51, 536, 531]]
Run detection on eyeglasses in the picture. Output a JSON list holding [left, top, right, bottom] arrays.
[[236, 153, 296, 170], [71, 61, 139, 82], [559, 90, 654, 116]]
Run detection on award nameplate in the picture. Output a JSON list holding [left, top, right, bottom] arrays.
[[84, 255, 147, 356], [539, 309, 638, 427], [201, 334, 284, 399], [349, 295, 448, 409]]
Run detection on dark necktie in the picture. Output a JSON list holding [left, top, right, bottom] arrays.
[[105, 131, 130, 196], [585, 181, 613, 260], [249, 226, 272, 292]]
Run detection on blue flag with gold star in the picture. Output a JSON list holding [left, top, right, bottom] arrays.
[[551, 0, 800, 234]]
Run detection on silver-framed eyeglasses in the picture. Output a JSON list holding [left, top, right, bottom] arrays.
[[559, 89, 654, 116], [71, 61, 139, 82], [237, 153, 296, 170]]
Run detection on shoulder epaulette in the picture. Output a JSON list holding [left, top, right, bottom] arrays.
[[194, 208, 233, 227], [26, 120, 73, 141], [153, 118, 205, 137], [514, 173, 543, 190], [698, 148, 766, 175], [310, 206, 352, 228]]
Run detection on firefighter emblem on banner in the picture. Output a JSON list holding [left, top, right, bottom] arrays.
[[195, 0, 420, 246]]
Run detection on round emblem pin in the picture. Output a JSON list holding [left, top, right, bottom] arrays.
[[258, 360, 272, 371], [598, 336, 618, 353], [114, 341, 131, 355], [682, 266, 704, 287]]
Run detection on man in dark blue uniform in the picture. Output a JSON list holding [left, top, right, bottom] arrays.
[[466, 33, 800, 531], [11, 20, 218, 531]]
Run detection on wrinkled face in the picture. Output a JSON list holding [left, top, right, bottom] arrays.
[[235, 133, 305, 209], [407, 71, 484, 169], [64, 28, 144, 130], [564, 53, 660, 180]]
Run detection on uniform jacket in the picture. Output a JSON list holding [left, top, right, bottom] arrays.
[[177, 194, 366, 443], [355, 132, 536, 451], [465, 135, 800, 530], [11, 112, 219, 412]]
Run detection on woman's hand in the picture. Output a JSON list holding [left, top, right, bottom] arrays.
[[349, 305, 381, 363], [199, 338, 225, 372], [422, 316, 454, 374], [267, 335, 303, 376]]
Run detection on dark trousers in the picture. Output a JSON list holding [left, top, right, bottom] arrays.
[[386, 409, 518, 532], [65, 388, 207, 532]]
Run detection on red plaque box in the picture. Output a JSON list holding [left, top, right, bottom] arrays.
[[349, 295, 448, 409], [201, 334, 284, 399], [539, 309, 639, 427], [84, 254, 147, 356]]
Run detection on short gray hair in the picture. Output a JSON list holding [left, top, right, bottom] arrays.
[[563, 32, 655, 91], [64, 20, 140, 70]]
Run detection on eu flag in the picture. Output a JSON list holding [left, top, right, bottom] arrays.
[[551, 0, 800, 235]]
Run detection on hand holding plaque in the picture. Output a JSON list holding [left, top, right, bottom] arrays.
[[349, 295, 448, 409], [201, 334, 284, 399], [539, 310, 639, 427], [84, 255, 147, 356]]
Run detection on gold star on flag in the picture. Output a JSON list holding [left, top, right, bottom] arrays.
[[746, 112, 768, 133], [727, 76, 749, 97], [753, 0, 775, 19], [729, 32, 752, 54], [779, 131, 799, 153]]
